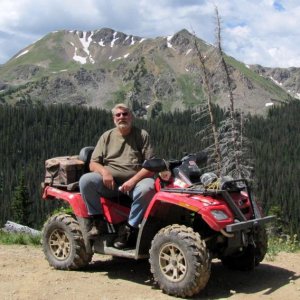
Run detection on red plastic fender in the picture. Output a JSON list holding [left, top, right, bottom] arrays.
[[42, 186, 89, 217]]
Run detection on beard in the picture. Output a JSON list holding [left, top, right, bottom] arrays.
[[118, 123, 129, 129], [115, 120, 131, 129]]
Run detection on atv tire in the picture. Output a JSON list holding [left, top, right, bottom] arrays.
[[149, 224, 211, 298], [221, 226, 268, 271], [42, 213, 92, 270]]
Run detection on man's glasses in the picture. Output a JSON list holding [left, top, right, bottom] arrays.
[[114, 112, 129, 117]]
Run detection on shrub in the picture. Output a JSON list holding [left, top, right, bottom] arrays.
[[266, 234, 300, 261], [0, 230, 41, 246]]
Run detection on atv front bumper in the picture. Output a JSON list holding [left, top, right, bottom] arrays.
[[225, 215, 275, 233]]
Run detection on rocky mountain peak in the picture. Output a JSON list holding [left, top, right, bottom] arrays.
[[250, 65, 300, 99], [0, 27, 297, 115]]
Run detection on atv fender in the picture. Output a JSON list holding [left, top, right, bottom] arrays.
[[42, 186, 89, 217]]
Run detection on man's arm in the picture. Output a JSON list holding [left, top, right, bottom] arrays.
[[119, 168, 154, 193], [89, 161, 115, 190]]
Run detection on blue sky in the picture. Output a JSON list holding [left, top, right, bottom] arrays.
[[0, 0, 299, 68]]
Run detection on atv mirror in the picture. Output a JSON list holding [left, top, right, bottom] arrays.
[[180, 152, 207, 165], [142, 158, 168, 172]]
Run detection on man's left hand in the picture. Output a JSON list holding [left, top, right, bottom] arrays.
[[119, 179, 136, 193]]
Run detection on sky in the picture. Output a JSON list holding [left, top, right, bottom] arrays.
[[0, 0, 299, 68]]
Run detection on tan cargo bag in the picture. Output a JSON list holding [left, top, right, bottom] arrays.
[[44, 155, 84, 187]]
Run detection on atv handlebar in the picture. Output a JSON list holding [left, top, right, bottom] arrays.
[[142, 152, 207, 173], [181, 152, 207, 165]]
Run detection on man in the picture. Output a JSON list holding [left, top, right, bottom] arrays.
[[79, 103, 155, 249]]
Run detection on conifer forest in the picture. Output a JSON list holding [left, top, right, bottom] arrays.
[[0, 101, 299, 235]]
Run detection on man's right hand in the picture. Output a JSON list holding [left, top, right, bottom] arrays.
[[102, 171, 115, 190], [90, 161, 115, 190]]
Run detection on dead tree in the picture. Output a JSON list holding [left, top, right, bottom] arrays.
[[214, 6, 253, 179], [193, 36, 222, 176], [2, 220, 41, 236]]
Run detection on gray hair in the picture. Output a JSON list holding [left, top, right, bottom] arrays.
[[111, 103, 131, 115]]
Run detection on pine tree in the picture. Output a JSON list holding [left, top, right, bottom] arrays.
[[0, 172, 3, 193], [11, 172, 32, 226]]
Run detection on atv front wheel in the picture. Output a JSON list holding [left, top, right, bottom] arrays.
[[149, 224, 211, 298], [221, 226, 268, 271], [42, 213, 92, 270]]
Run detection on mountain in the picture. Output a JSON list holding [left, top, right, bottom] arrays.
[[249, 64, 300, 100], [0, 28, 296, 116]]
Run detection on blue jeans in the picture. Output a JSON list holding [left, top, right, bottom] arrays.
[[79, 172, 155, 228]]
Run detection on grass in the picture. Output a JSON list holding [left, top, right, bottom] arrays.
[[266, 234, 300, 261], [0, 230, 41, 246], [177, 74, 205, 108], [0, 207, 72, 247]]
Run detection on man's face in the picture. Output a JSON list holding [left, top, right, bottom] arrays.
[[113, 108, 132, 130]]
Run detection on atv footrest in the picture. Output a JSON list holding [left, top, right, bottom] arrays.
[[92, 237, 148, 259]]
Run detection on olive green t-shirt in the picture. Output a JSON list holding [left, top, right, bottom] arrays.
[[91, 127, 154, 183]]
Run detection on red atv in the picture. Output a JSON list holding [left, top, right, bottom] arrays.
[[41, 147, 274, 298]]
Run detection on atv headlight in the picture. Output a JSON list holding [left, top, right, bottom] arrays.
[[211, 210, 229, 221]]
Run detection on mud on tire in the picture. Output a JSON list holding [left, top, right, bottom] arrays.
[[149, 224, 211, 298], [42, 213, 92, 270]]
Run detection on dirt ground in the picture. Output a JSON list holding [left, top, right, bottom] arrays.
[[0, 245, 299, 300]]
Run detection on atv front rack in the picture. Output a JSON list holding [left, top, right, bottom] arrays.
[[162, 187, 248, 221], [163, 179, 256, 218], [161, 181, 275, 230]]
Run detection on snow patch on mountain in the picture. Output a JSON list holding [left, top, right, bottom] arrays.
[[130, 36, 135, 46], [16, 50, 29, 59], [186, 49, 192, 55], [270, 76, 282, 86], [73, 47, 87, 64], [111, 32, 119, 48], [73, 31, 96, 64], [265, 102, 274, 107], [78, 31, 93, 55], [167, 35, 173, 48]]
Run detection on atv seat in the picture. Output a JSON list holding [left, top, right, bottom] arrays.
[[79, 146, 95, 173], [62, 147, 95, 191]]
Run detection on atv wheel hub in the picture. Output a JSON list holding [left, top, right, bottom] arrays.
[[48, 229, 71, 260], [159, 243, 187, 282]]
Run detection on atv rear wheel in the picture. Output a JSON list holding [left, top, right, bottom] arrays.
[[221, 226, 268, 271], [149, 224, 211, 298], [42, 213, 92, 270]]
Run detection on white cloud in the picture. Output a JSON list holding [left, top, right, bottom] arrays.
[[0, 1, 27, 31], [0, 0, 299, 67], [213, 0, 300, 67]]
